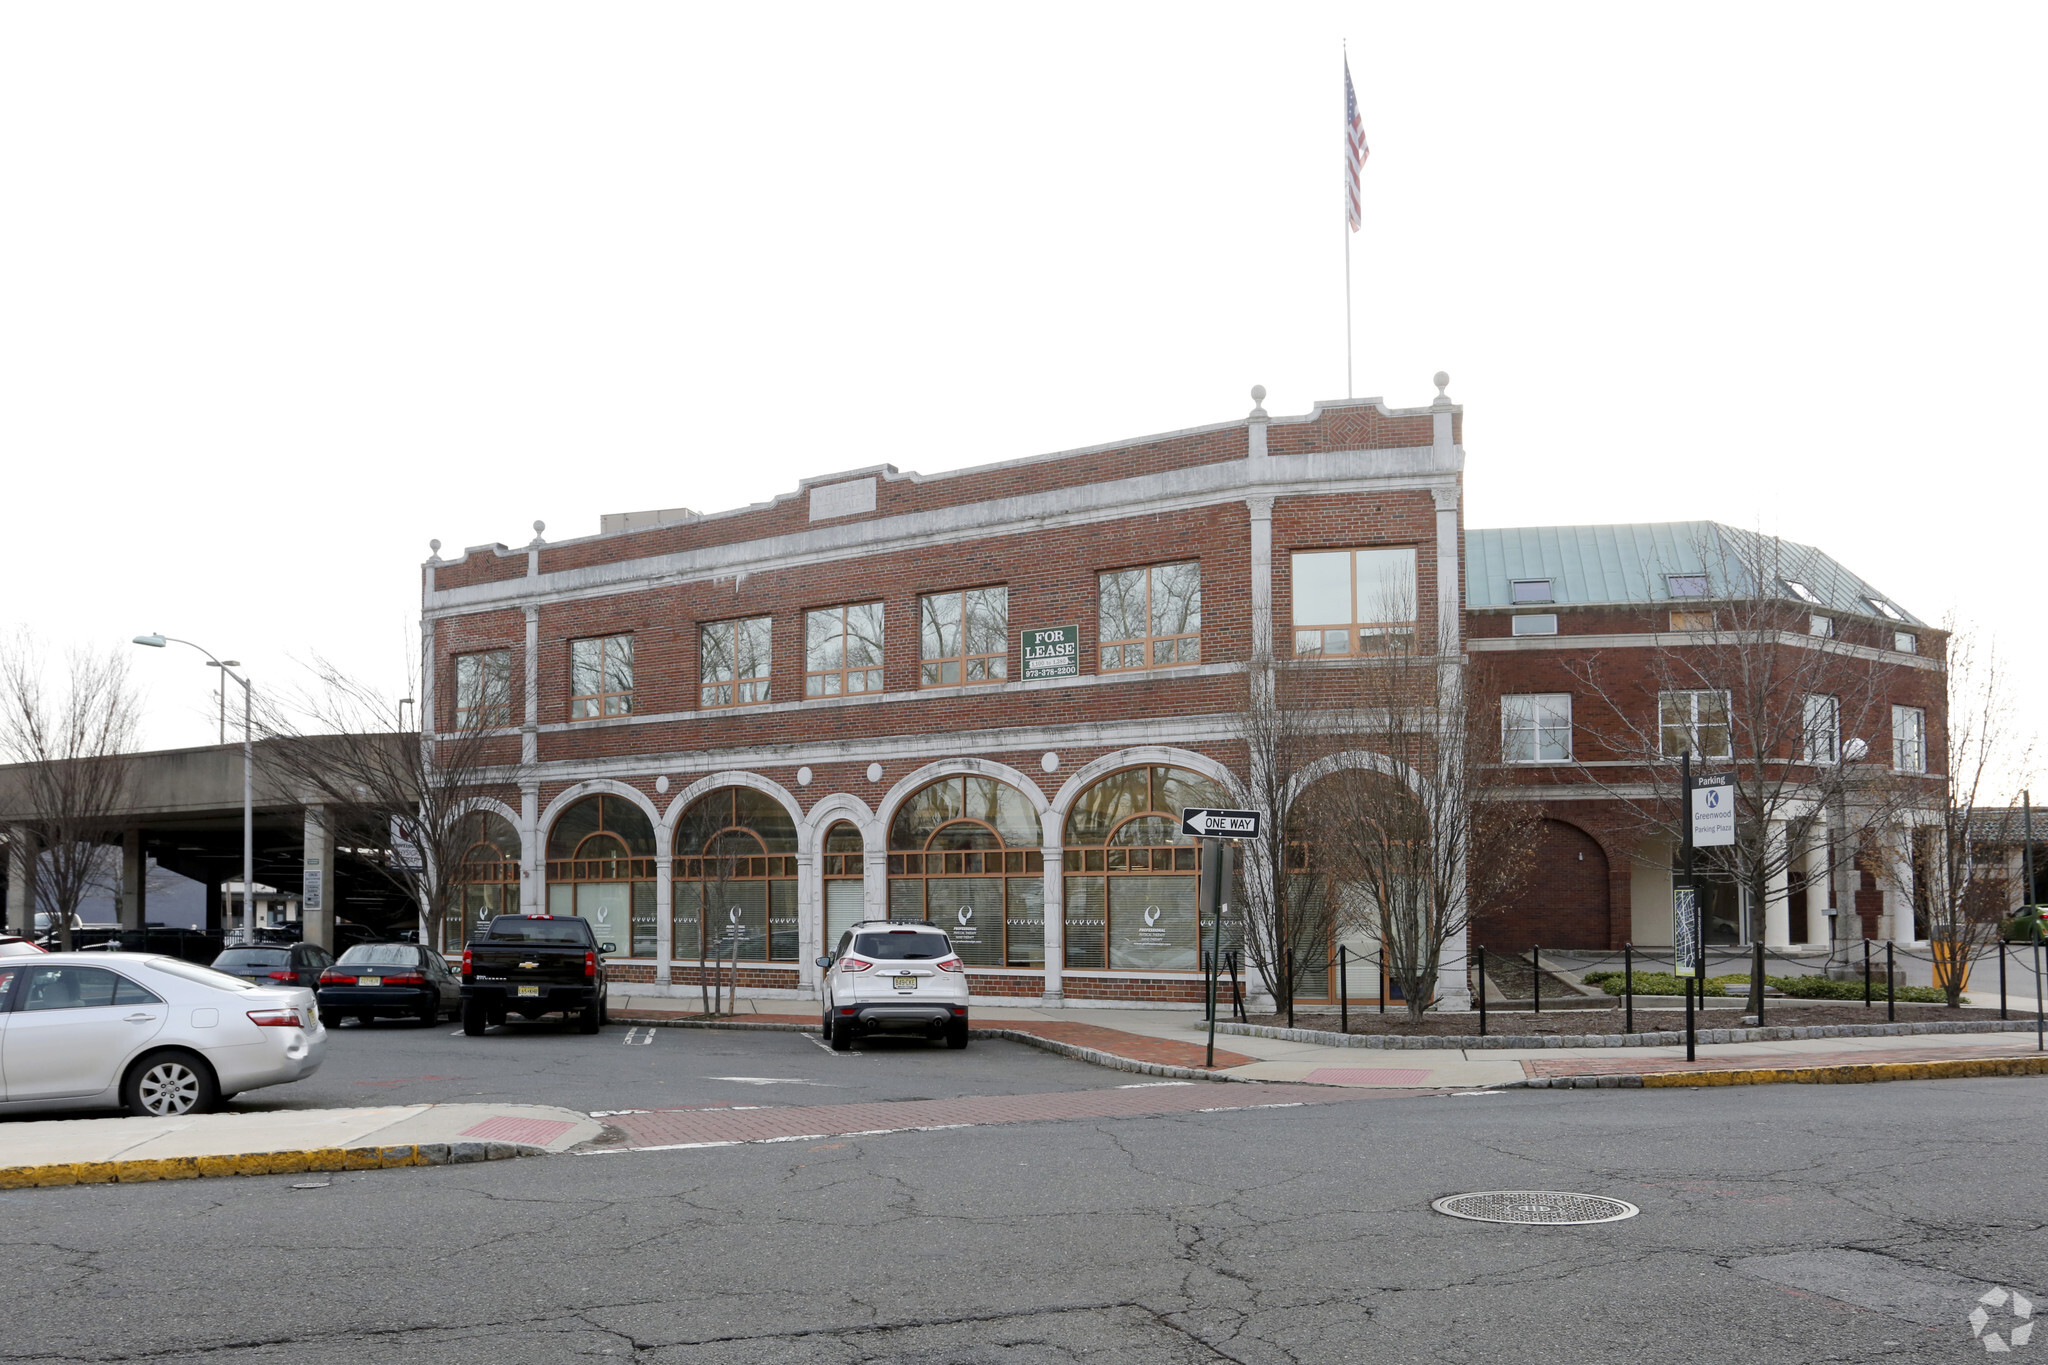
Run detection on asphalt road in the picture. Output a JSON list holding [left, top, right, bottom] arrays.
[[6, 1058, 2045, 1364]]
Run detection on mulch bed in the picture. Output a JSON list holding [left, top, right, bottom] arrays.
[[1246, 1002, 2012, 1037]]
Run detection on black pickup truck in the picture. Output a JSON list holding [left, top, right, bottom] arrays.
[[460, 914, 612, 1035]]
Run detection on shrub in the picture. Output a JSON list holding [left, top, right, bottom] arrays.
[[1585, 969, 1948, 1005]]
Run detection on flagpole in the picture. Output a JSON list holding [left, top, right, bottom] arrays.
[[1344, 45, 1353, 400]]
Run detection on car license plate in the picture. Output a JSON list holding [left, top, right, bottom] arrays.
[[358, 976, 382, 987], [517, 985, 540, 997], [893, 973, 917, 992]]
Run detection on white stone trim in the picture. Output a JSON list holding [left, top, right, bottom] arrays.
[[1467, 628, 1944, 671]]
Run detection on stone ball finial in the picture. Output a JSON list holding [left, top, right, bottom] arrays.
[[1434, 371, 1451, 398], [429, 539, 441, 554], [532, 520, 546, 536], [1249, 384, 1268, 419]]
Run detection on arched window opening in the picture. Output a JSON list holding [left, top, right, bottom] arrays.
[[822, 821, 866, 952], [887, 776, 1043, 968], [672, 789, 798, 963], [1062, 765, 1230, 971], [447, 810, 521, 956], [545, 794, 656, 956]]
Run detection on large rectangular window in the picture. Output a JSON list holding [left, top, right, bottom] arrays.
[[1099, 562, 1201, 671], [701, 618, 772, 708], [1893, 705, 1926, 773], [1502, 694, 1572, 763], [569, 636, 633, 719], [1291, 547, 1417, 657], [805, 602, 884, 697], [1803, 694, 1840, 764], [455, 649, 513, 728], [920, 587, 1007, 686], [1661, 690, 1732, 759]]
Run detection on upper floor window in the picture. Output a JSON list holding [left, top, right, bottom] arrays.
[[1894, 632, 1918, 655], [1660, 689, 1732, 759], [1803, 694, 1840, 764], [1502, 694, 1572, 763], [1669, 610, 1716, 632], [1810, 615, 1835, 638], [701, 618, 771, 708], [1666, 574, 1709, 598], [1893, 705, 1927, 773], [569, 636, 633, 719], [1511, 614, 1558, 637], [455, 649, 513, 728], [1291, 547, 1417, 658], [1510, 579, 1554, 604], [921, 587, 1007, 686], [1099, 562, 1201, 671], [805, 603, 884, 697]]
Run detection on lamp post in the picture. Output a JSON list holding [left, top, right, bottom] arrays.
[[133, 634, 254, 945]]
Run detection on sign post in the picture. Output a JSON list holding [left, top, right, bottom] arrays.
[[1680, 767, 1734, 1061], [1186, 809, 1256, 1068]]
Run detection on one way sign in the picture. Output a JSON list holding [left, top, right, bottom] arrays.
[[1181, 807, 1262, 839]]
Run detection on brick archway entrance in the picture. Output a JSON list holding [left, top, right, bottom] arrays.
[[1473, 820, 1610, 952]]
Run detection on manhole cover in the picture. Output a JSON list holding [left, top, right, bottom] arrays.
[[1431, 1191, 1639, 1225]]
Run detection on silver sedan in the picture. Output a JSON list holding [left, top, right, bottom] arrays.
[[0, 952, 327, 1117]]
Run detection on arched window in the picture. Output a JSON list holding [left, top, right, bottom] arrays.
[[822, 821, 866, 952], [545, 794, 656, 957], [887, 775, 1043, 968], [1062, 765, 1230, 971], [447, 810, 521, 956], [672, 789, 798, 962]]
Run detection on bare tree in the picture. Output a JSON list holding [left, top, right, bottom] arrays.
[[257, 646, 524, 951], [0, 635, 141, 950], [1562, 528, 1927, 1014], [1900, 622, 2035, 1006], [1309, 650, 1546, 1020]]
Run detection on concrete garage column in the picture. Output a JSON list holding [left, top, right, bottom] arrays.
[[1762, 821, 1791, 947], [301, 806, 335, 952], [119, 829, 148, 931], [6, 827, 34, 936]]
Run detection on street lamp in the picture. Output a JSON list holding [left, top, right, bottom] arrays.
[[133, 634, 255, 946]]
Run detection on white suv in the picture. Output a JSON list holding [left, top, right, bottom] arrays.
[[817, 921, 969, 1051]]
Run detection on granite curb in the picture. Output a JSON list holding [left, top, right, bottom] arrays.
[[0, 1140, 545, 1190], [1210, 1017, 2047, 1051], [1507, 1055, 2048, 1091]]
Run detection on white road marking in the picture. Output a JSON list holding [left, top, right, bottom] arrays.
[[581, 1123, 974, 1156], [705, 1076, 844, 1087], [807, 1035, 860, 1056], [1115, 1081, 1196, 1089], [622, 1027, 654, 1045]]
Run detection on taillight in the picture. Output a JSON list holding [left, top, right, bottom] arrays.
[[840, 957, 874, 973], [246, 1009, 303, 1028], [267, 970, 299, 984], [462, 948, 472, 974], [934, 957, 963, 974], [380, 972, 426, 986], [319, 970, 357, 985], [584, 951, 596, 978]]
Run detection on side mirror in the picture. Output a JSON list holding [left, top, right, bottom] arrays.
[[814, 955, 832, 968], [600, 942, 617, 954]]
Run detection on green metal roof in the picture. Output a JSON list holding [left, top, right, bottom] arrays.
[[1464, 522, 1923, 625]]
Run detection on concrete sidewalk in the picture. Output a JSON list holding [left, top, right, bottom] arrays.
[[0, 1103, 602, 1190]]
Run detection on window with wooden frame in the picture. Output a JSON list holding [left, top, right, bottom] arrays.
[[455, 649, 513, 728], [919, 587, 1007, 686], [1098, 561, 1200, 671], [569, 635, 633, 719], [1660, 690, 1732, 759], [887, 775, 1043, 967], [700, 617, 772, 708], [1290, 547, 1417, 658], [805, 602, 884, 697], [671, 788, 798, 962], [544, 794, 656, 956]]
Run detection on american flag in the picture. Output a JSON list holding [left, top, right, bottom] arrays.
[[1344, 56, 1369, 232]]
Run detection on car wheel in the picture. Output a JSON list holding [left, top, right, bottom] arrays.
[[416, 999, 438, 1027], [356, 1012, 376, 1028], [122, 1051, 219, 1117], [578, 998, 602, 1034], [829, 1015, 855, 1051], [462, 999, 488, 1037], [318, 1008, 341, 1030], [946, 1019, 970, 1050], [819, 1005, 834, 1044]]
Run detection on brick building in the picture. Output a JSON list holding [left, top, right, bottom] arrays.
[[419, 381, 1944, 1009]]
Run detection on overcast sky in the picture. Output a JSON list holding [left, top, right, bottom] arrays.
[[3, 4, 2040, 798]]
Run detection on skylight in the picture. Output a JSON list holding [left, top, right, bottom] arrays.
[[1781, 579, 1821, 604]]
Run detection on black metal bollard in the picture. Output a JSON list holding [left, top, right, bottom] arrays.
[[1379, 949, 1387, 1014], [1339, 947, 1349, 1035], [1477, 944, 1488, 1036], [1753, 939, 1766, 1025], [1624, 942, 1634, 1035], [1286, 946, 1295, 1030], [1864, 939, 1872, 1006], [2001, 941, 2009, 1021], [1887, 940, 1896, 1022], [1532, 944, 1542, 1014]]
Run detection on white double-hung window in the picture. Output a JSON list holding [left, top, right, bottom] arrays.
[[1660, 690, 1732, 759], [1892, 705, 1927, 773], [1502, 694, 1572, 763], [1802, 694, 1840, 764]]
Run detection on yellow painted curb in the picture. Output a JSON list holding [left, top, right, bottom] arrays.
[[0, 1140, 537, 1191], [1639, 1056, 2048, 1089]]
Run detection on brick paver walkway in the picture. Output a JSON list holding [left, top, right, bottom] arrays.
[[1525, 1036, 2048, 1079], [590, 1081, 1400, 1152]]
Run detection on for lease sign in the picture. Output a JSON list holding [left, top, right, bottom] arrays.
[[1022, 624, 1079, 680]]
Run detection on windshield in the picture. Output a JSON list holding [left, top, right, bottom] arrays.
[[337, 944, 422, 966], [484, 917, 593, 946], [145, 958, 259, 992], [214, 949, 290, 971], [852, 931, 951, 961]]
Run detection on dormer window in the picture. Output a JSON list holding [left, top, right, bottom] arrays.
[[1781, 579, 1821, 604], [1667, 574, 1709, 599], [1510, 579, 1554, 604]]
